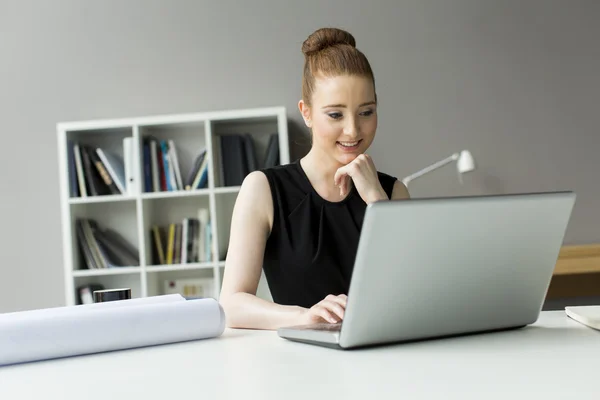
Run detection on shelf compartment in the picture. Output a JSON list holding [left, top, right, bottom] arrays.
[[138, 120, 208, 194], [65, 127, 134, 200], [70, 201, 141, 272], [146, 268, 215, 299], [210, 116, 280, 188], [141, 196, 213, 267], [73, 273, 142, 305]]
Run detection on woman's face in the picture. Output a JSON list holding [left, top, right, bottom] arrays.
[[300, 74, 377, 166]]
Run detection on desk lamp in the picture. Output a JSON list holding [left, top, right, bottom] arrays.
[[402, 150, 476, 188]]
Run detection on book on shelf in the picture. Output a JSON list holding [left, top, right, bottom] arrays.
[[68, 139, 136, 198], [218, 132, 279, 187], [76, 218, 140, 269], [150, 208, 213, 266], [142, 138, 208, 193]]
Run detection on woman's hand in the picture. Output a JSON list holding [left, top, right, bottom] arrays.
[[297, 294, 348, 325], [334, 154, 388, 204]]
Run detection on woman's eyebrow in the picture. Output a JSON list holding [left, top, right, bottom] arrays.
[[322, 101, 376, 109]]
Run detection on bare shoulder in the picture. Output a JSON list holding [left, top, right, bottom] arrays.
[[239, 170, 272, 199], [235, 170, 274, 230], [391, 180, 410, 200]]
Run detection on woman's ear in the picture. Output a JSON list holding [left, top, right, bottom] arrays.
[[298, 100, 312, 128]]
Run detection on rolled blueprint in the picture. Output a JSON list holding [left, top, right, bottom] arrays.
[[0, 294, 226, 366], [0, 294, 185, 322]]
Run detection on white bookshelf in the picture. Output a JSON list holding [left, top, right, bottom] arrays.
[[57, 106, 289, 306]]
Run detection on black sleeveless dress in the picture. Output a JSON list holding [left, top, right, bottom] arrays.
[[260, 159, 397, 309]]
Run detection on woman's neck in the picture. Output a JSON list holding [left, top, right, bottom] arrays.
[[300, 147, 353, 201], [301, 148, 341, 182]]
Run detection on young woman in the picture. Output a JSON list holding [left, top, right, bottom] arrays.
[[219, 27, 410, 330]]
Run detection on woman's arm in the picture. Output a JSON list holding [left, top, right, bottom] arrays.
[[391, 180, 410, 200], [219, 171, 305, 330]]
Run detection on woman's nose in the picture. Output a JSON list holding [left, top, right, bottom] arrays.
[[343, 118, 359, 138]]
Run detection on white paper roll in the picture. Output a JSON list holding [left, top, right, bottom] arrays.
[[0, 294, 185, 322], [0, 295, 226, 366]]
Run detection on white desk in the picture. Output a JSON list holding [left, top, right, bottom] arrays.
[[0, 310, 597, 399]]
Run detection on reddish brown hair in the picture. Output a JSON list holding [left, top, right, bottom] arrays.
[[301, 27, 376, 106]]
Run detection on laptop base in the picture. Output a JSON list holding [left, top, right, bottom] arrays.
[[279, 323, 528, 350], [281, 336, 343, 350]]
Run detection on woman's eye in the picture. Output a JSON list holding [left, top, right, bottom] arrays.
[[328, 113, 342, 120], [361, 109, 373, 116]]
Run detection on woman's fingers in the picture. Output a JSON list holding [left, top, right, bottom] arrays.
[[333, 166, 346, 186], [333, 166, 353, 196], [326, 294, 348, 308], [313, 305, 339, 323], [320, 299, 345, 320], [309, 294, 349, 324], [334, 174, 349, 197], [334, 154, 377, 198]]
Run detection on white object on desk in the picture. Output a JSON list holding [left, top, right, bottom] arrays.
[[0, 311, 598, 400], [565, 305, 600, 330], [0, 294, 225, 366]]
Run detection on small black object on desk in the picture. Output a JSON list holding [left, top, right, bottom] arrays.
[[93, 288, 132, 303]]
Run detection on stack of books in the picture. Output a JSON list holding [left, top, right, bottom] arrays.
[[68, 139, 135, 197], [142, 138, 208, 192], [75, 218, 140, 269], [150, 208, 213, 265]]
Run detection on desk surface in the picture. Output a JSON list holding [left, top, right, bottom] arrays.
[[0, 310, 598, 399]]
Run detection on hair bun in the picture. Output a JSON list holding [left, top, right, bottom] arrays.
[[302, 27, 356, 56]]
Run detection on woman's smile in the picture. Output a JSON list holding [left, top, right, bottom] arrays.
[[336, 139, 362, 152]]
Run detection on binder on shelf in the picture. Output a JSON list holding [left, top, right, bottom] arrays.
[[123, 137, 137, 195], [72, 142, 87, 197], [68, 141, 80, 197], [220, 134, 246, 187], [218, 132, 279, 187], [263, 133, 280, 168]]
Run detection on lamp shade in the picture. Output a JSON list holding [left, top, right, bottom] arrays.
[[457, 150, 475, 174]]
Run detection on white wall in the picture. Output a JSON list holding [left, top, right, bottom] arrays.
[[1, 0, 599, 312]]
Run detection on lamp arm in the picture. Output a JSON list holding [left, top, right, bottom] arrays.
[[402, 153, 459, 186]]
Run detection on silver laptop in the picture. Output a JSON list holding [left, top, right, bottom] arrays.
[[277, 191, 576, 349]]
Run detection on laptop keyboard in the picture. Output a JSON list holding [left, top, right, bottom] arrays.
[[292, 322, 342, 332]]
